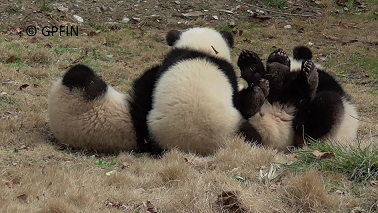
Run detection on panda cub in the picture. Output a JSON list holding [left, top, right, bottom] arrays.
[[129, 27, 263, 156], [48, 65, 138, 153], [237, 46, 358, 151]]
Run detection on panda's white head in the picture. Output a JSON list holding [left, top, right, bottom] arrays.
[[166, 27, 234, 62]]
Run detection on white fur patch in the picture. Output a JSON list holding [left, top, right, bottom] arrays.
[[249, 102, 296, 152], [174, 27, 232, 62], [148, 59, 241, 155], [48, 80, 137, 152], [321, 99, 359, 142]]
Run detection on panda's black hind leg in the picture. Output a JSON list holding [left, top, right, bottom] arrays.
[[236, 79, 269, 119], [238, 119, 263, 145], [62, 64, 107, 101], [237, 50, 265, 86], [300, 60, 319, 98], [293, 91, 344, 142], [265, 49, 291, 94]]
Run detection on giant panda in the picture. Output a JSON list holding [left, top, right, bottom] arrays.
[[237, 46, 359, 151], [129, 27, 263, 156], [48, 64, 138, 153]]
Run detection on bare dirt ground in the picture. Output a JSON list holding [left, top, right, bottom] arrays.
[[1, 0, 378, 212]]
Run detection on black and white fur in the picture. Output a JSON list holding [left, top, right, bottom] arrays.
[[48, 65, 137, 153], [238, 46, 358, 151], [129, 27, 262, 156]]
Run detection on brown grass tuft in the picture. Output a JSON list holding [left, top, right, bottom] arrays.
[[22, 68, 49, 79], [27, 48, 52, 65], [283, 169, 339, 212], [40, 199, 72, 213]]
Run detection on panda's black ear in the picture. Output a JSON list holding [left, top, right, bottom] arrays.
[[62, 64, 107, 100], [63, 64, 95, 88], [166, 30, 182, 46], [293, 46, 312, 61], [220, 31, 234, 48]]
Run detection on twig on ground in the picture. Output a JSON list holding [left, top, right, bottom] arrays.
[[350, 115, 378, 124]]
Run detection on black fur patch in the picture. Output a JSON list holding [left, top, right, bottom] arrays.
[[220, 31, 234, 48], [269, 68, 348, 105], [235, 79, 269, 119], [265, 49, 292, 102], [293, 46, 313, 61], [166, 30, 182, 46], [128, 65, 162, 154], [238, 119, 263, 144], [293, 91, 344, 139], [316, 70, 348, 99], [62, 64, 107, 101]]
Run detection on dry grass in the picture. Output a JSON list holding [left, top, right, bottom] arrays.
[[1, 1, 378, 212]]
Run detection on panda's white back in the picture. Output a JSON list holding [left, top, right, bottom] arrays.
[[147, 59, 241, 155]]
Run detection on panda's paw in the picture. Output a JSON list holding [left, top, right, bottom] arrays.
[[238, 50, 264, 85], [238, 50, 261, 70], [302, 60, 314, 73], [255, 78, 269, 98], [267, 49, 290, 67], [301, 60, 319, 96], [302, 60, 317, 82], [266, 49, 290, 86]]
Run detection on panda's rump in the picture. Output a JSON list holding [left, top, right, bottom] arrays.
[[320, 98, 358, 143], [148, 59, 241, 154]]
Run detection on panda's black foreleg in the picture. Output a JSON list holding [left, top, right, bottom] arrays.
[[146, 136, 165, 158], [129, 65, 161, 154], [235, 79, 269, 119], [235, 50, 269, 119], [293, 91, 344, 142], [238, 119, 263, 145]]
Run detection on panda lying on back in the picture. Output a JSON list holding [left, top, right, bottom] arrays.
[[129, 27, 263, 156], [237, 46, 359, 151]]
